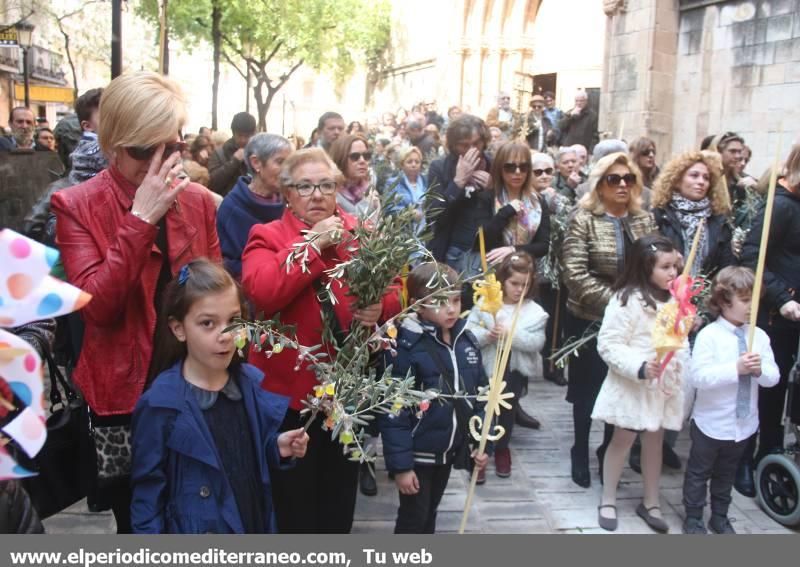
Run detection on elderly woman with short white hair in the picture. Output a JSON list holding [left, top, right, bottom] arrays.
[[217, 133, 292, 277], [51, 71, 221, 532], [241, 148, 401, 533]]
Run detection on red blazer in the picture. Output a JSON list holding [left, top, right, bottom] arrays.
[[51, 167, 221, 415], [242, 208, 401, 410]]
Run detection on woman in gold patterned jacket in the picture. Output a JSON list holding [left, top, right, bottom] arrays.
[[561, 152, 657, 488]]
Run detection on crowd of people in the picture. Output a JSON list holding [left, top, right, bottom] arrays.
[[1, 71, 798, 537]]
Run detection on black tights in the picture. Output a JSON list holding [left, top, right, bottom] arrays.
[[572, 398, 614, 464]]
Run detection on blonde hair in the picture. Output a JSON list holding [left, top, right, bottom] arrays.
[[396, 146, 423, 168], [579, 152, 643, 215], [651, 150, 729, 215], [278, 147, 343, 190], [98, 72, 187, 155]]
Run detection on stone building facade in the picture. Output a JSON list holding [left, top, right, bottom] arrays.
[[601, 0, 800, 175], [370, 0, 607, 119]]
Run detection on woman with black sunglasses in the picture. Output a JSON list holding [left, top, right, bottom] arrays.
[[482, 141, 550, 266], [630, 137, 660, 189], [329, 133, 379, 221], [561, 152, 656, 488], [50, 72, 221, 532]]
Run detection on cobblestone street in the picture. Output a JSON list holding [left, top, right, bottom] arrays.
[[44, 375, 799, 535]]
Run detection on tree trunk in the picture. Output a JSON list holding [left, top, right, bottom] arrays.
[[57, 22, 79, 101], [211, 0, 221, 130]]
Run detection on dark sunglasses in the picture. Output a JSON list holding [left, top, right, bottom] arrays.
[[605, 173, 637, 187], [533, 167, 554, 177], [348, 151, 372, 162], [503, 162, 531, 174], [642, 149, 656, 157], [125, 141, 187, 162]]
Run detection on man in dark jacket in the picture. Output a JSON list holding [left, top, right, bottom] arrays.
[[427, 115, 492, 271], [208, 112, 256, 196], [736, 178, 800, 496], [558, 91, 598, 153]]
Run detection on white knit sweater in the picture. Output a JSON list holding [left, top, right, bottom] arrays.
[[466, 300, 548, 379]]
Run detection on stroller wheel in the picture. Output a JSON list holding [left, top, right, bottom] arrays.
[[756, 453, 800, 527]]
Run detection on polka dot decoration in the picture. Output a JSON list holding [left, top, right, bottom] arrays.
[[36, 293, 63, 317], [9, 238, 31, 259], [0, 230, 91, 480], [7, 273, 33, 300]]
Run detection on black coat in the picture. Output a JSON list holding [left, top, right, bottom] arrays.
[[427, 153, 493, 262], [653, 207, 735, 276], [0, 481, 44, 534], [558, 108, 599, 152], [740, 187, 800, 328]]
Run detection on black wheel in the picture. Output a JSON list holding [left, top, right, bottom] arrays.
[[756, 454, 800, 526]]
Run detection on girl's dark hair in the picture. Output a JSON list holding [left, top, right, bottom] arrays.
[[613, 233, 676, 309], [495, 251, 537, 299], [147, 259, 248, 383], [407, 262, 459, 302]]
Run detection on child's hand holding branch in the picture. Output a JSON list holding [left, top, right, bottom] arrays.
[[737, 352, 762, 377], [278, 427, 309, 459], [471, 450, 489, 471]]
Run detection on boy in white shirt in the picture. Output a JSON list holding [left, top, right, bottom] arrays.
[[683, 267, 780, 534]]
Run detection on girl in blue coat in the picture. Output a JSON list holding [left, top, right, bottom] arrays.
[[130, 259, 308, 534]]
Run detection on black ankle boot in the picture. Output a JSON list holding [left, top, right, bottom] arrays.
[[359, 461, 377, 496], [571, 446, 590, 488]]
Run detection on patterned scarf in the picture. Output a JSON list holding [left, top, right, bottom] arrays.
[[496, 188, 543, 247], [669, 193, 711, 276], [339, 179, 369, 205]]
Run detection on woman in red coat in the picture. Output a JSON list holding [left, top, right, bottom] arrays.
[[51, 72, 221, 532], [242, 148, 401, 533]]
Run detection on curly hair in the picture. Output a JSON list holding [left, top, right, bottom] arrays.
[[650, 150, 730, 215], [706, 266, 756, 318]]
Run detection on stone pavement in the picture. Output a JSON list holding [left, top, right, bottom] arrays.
[[44, 376, 799, 535]]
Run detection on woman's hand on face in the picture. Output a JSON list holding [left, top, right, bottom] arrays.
[[455, 148, 481, 188], [310, 215, 345, 250], [353, 302, 383, 328], [130, 147, 190, 224], [486, 246, 514, 265], [567, 171, 582, 188]]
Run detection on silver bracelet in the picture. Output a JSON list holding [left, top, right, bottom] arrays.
[[131, 210, 152, 225]]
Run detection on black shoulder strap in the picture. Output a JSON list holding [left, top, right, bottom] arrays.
[[313, 279, 349, 348]]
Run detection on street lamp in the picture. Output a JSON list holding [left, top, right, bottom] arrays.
[[15, 20, 34, 107]]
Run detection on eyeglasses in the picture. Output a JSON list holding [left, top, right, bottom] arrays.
[[604, 173, 637, 187], [643, 149, 656, 157], [289, 181, 338, 197], [125, 141, 187, 162], [503, 162, 531, 174], [533, 167, 554, 177], [348, 151, 372, 162]]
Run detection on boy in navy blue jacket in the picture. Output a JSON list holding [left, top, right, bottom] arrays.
[[380, 263, 489, 533]]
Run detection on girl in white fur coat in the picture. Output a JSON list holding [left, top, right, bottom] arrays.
[[593, 234, 688, 534], [467, 253, 548, 478]]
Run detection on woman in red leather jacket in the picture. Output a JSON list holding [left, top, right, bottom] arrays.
[[51, 72, 221, 532], [242, 148, 401, 533]]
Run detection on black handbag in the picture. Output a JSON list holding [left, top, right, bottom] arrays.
[[20, 347, 86, 519]]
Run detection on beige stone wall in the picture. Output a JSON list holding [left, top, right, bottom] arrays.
[[673, 0, 800, 174], [599, 0, 679, 156], [602, 0, 800, 176]]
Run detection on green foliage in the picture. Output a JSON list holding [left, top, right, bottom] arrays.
[[137, 0, 391, 124]]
